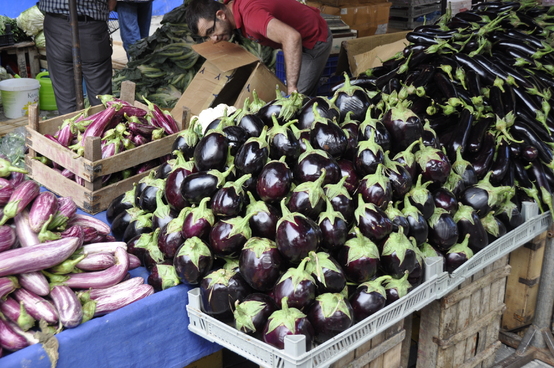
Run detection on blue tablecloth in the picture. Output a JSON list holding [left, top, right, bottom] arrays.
[[0, 205, 222, 368]]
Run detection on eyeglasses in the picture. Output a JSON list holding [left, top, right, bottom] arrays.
[[203, 13, 217, 41]]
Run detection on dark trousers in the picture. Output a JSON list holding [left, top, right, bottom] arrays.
[[43, 14, 113, 114], [298, 25, 333, 97]]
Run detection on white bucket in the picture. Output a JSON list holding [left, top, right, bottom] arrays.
[[0, 78, 40, 119]]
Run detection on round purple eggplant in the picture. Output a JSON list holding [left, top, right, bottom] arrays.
[[272, 257, 317, 311], [309, 104, 347, 158], [384, 271, 412, 305], [263, 297, 314, 350], [234, 126, 269, 177], [245, 192, 280, 240], [401, 196, 429, 246], [495, 199, 524, 231], [354, 195, 393, 243], [296, 96, 340, 130], [324, 176, 356, 225], [164, 152, 196, 212], [256, 158, 293, 204], [133, 228, 166, 270], [317, 199, 348, 253], [257, 91, 304, 127], [293, 140, 341, 185], [200, 267, 252, 322], [480, 212, 507, 244], [354, 133, 385, 177], [307, 293, 353, 343], [349, 276, 390, 323], [459, 172, 514, 218], [193, 128, 229, 171], [333, 74, 371, 123], [392, 140, 419, 181], [210, 173, 251, 218], [355, 164, 393, 210], [341, 117, 360, 160], [337, 227, 380, 283], [174, 236, 213, 285], [381, 227, 419, 279], [171, 125, 199, 160], [287, 169, 327, 220], [181, 197, 214, 241], [234, 293, 278, 340], [237, 113, 264, 138], [180, 167, 233, 205], [406, 175, 435, 220], [267, 117, 301, 165], [382, 103, 423, 155], [148, 262, 181, 292], [415, 143, 452, 188], [223, 125, 248, 156], [337, 159, 359, 195], [383, 154, 413, 201], [384, 202, 410, 234], [305, 251, 346, 294], [106, 189, 134, 224], [122, 212, 153, 243], [239, 237, 283, 292], [158, 212, 187, 260], [275, 200, 321, 265], [209, 215, 252, 257], [433, 187, 458, 216], [427, 207, 459, 252], [453, 204, 489, 253], [445, 234, 474, 273], [358, 110, 391, 152], [452, 147, 478, 188]]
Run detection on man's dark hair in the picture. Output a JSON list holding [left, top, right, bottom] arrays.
[[185, 0, 226, 35]]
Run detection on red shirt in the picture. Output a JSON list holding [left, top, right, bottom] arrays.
[[227, 0, 328, 49]]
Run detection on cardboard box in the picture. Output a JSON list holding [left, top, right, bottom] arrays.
[[336, 31, 410, 76], [306, 1, 341, 15], [171, 41, 285, 120], [340, 1, 392, 36]]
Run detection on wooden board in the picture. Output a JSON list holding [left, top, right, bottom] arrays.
[[328, 320, 406, 368], [416, 256, 510, 368], [502, 231, 546, 333], [0, 116, 28, 136]]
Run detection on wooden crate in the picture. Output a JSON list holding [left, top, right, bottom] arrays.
[[24, 81, 183, 214], [416, 256, 511, 368], [328, 319, 407, 368], [501, 230, 546, 334], [0, 116, 28, 136]]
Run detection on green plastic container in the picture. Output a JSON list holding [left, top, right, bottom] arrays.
[[36, 71, 57, 111]]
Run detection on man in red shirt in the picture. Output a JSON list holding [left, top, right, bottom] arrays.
[[185, 0, 332, 96]]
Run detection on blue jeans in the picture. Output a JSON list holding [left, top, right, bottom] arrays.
[[116, 1, 153, 59]]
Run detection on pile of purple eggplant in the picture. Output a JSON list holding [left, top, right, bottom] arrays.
[[38, 95, 179, 186], [0, 158, 153, 357], [105, 0, 554, 350]]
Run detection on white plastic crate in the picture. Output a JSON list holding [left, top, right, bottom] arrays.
[[186, 264, 441, 368]]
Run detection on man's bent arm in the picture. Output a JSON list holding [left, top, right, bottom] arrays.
[[266, 18, 302, 95]]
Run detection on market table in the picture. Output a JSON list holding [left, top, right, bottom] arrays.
[[0, 205, 223, 368]]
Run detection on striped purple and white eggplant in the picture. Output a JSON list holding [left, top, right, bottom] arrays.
[[49, 196, 78, 231], [67, 213, 111, 236], [50, 285, 83, 328], [14, 209, 40, 248], [60, 246, 129, 289], [28, 191, 59, 233], [76, 252, 116, 271], [0, 180, 40, 226], [0, 178, 14, 206], [0, 317, 36, 351], [0, 225, 16, 252], [81, 241, 127, 254], [12, 288, 59, 325], [8, 171, 26, 188], [48, 253, 87, 275], [87, 276, 145, 299], [0, 276, 18, 299], [17, 272, 50, 296], [93, 283, 154, 317], [60, 225, 85, 244], [0, 236, 82, 277], [128, 253, 141, 270], [0, 296, 35, 331]]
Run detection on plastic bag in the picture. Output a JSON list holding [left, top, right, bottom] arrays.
[[0, 127, 27, 169], [16, 5, 44, 37]]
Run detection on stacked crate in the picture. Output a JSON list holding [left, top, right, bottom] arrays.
[[388, 0, 442, 30], [416, 256, 510, 368]]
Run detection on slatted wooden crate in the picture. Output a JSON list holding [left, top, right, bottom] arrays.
[[24, 81, 183, 214], [328, 319, 407, 368], [0, 116, 28, 136], [416, 255, 510, 368]]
